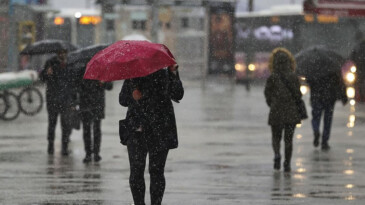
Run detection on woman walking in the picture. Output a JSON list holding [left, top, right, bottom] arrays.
[[264, 48, 302, 172], [119, 64, 184, 205]]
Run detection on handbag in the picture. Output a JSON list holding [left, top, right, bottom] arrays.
[[119, 119, 130, 145], [278, 74, 308, 120]]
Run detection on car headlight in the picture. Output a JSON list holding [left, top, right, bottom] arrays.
[[248, 64, 256, 71], [346, 72, 355, 83], [347, 87, 355, 98], [235, 63, 245, 72], [300, 85, 308, 95]]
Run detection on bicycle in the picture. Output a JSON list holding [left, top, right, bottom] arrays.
[[0, 90, 21, 121], [18, 85, 43, 116]]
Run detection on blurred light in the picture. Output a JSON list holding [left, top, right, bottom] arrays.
[[296, 162, 303, 167], [53, 17, 64, 25], [346, 184, 354, 189], [74, 12, 82, 18], [304, 14, 314, 22], [296, 134, 302, 139], [349, 115, 355, 123], [79, 16, 102, 25], [344, 169, 354, 175], [348, 131, 353, 136], [300, 85, 308, 95], [346, 149, 354, 154], [296, 123, 302, 128], [347, 122, 355, 128], [317, 14, 338, 23], [300, 76, 306, 81], [350, 65, 357, 73], [347, 87, 355, 98], [345, 195, 356, 200], [235, 63, 245, 72], [294, 174, 305, 180], [350, 99, 356, 106], [293, 193, 306, 198], [297, 168, 306, 173], [248, 64, 256, 71], [350, 106, 356, 113], [346, 73, 355, 83]]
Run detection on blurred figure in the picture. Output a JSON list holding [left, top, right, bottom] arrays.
[[307, 68, 347, 150], [264, 48, 302, 172], [119, 64, 183, 205], [350, 37, 365, 102], [79, 79, 113, 163], [40, 49, 76, 156]]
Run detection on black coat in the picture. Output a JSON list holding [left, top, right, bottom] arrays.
[[40, 56, 77, 112], [307, 71, 347, 105], [79, 79, 113, 120], [119, 69, 184, 152]]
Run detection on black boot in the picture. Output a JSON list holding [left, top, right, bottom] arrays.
[[273, 155, 281, 170], [283, 160, 291, 172], [61, 142, 69, 156], [47, 141, 54, 155], [313, 131, 320, 147], [94, 154, 102, 162], [83, 154, 92, 163]]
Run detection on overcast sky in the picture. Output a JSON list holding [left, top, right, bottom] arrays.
[[50, 0, 303, 11]]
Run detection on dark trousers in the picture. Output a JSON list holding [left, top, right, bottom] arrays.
[[311, 101, 335, 145], [271, 124, 296, 163], [47, 108, 71, 143], [82, 118, 101, 155], [127, 131, 169, 205]]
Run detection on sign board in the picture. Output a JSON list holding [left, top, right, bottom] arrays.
[[304, 0, 365, 17], [208, 2, 235, 75]]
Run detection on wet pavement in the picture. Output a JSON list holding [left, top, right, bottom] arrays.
[[1, 78, 365, 205]]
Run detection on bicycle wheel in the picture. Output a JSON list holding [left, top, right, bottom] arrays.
[[1, 92, 21, 121], [0, 94, 7, 119], [18, 87, 44, 116]]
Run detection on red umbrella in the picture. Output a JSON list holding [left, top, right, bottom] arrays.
[[83, 40, 176, 81]]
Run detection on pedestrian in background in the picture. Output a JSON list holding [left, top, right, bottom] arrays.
[[350, 37, 365, 102], [119, 64, 184, 205], [40, 49, 76, 156], [264, 48, 302, 172], [78, 79, 113, 163], [307, 65, 347, 150]]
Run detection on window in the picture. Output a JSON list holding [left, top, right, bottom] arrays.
[[181, 17, 189, 28], [132, 20, 146, 30]]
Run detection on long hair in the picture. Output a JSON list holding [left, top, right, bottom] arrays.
[[268, 47, 296, 73]]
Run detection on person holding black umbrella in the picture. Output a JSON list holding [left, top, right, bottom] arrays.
[[78, 79, 113, 163], [40, 49, 76, 156], [296, 46, 348, 150], [119, 64, 183, 205]]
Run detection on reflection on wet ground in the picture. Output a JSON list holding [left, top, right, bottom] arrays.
[[2, 81, 365, 204]]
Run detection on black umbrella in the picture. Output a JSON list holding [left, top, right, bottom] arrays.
[[295, 46, 345, 81], [20, 39, 78, 55], [67, 44, 109, 66]]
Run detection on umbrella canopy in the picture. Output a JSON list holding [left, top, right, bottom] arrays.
[[83, 40, 176, 81], [67, 44, 109, 67], [20, 39, 78, 55], [295, 46, 345, 81]]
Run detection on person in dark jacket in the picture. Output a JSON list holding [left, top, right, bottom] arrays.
[[307, 68, 347, 150], [40, 49, 76, 156], [350, 39, 365, 102], [264, 48, 302, 172], [79, 79, 113, 163], [119, 64, 183, 205]]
